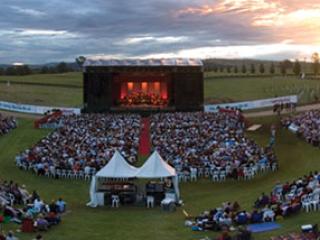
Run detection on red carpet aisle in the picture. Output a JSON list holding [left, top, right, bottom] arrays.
[[139, 117, 151, 156]]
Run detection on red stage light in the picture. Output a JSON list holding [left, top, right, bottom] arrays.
[[142, 82, 148, 92], [154, 82, 160, 92], [127, 82, 133, 91]]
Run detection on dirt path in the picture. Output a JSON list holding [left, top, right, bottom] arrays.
[[244, 103, 320, 118], [2, 102, 320, 120]]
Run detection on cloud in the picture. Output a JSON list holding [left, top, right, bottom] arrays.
[[10, 6, 46, 17], [117, 36, 189, 45], [0, 0, 319, 63]]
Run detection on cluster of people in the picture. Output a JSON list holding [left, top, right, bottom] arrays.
[[270, 233, 318, 240], [16, 114, 141, 176], [270, 226, 319, 240], [0, 180, 65, 234], [189, 201, 277, 233], [120, 91, 168, 106], [190, 171, 320, 234], [281, 110, 320, 147], [151, 112, 277, 180], [0, 114, 16, 136], [273, 102, 296, 116], [255, 171, 320, 216]]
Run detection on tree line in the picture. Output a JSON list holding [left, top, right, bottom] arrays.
[[204, 52, 320, 76], [0, 62, 76, 76], [0, 54, 319, 76]]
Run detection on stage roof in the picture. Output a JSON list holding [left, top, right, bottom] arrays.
[[83, 57, 203, 67]]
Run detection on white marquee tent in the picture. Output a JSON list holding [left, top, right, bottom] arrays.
[[87, 150, 180, 207], [87, 151, 138, 207], [136, 151, 180, 200]]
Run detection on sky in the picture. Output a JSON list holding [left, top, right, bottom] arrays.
[[1, 0, 320, 64]]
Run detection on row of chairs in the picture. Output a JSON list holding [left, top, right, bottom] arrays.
[[301, 193, 320, 212], [18, 162, 96, 181], [45, 168, 97, 181], [177, 162, 278, 182]]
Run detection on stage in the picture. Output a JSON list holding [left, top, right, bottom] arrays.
[[83, 58, 204, 113]]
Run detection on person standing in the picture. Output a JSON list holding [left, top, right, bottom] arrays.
[[269, 124, 276, 147]]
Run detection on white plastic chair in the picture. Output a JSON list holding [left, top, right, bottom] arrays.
[[111, 195, 120, 208], [219, 171, 226, 181], [212, 171, 219, 182], [190, 168, 197, 182], [310, 193, 320, 211], [146, 196, 155, 208], [301, 194, 312, 212], [61, 169, 67, 178], [244, 169, 254, 180]]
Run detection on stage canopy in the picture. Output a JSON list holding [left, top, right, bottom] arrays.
[[95, 150, 138, 178], [83, 57, 203, 67]]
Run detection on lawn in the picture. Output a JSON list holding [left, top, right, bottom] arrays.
[[0, 72, 82, 87], [0, 116, 319, 240], [204, 75, 320, 104], [1, 73, 320, 107]]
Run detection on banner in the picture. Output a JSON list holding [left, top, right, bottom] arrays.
[[0, 100, 81, 115], [204, 95, 298, 112]]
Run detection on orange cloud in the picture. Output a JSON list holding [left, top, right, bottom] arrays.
[[177, 0, 282, 16], [176, 0, 320, 44]]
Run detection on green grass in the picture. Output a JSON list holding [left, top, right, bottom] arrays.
[[1, 73, 320, 107], [205, 76, 320, 104], [0, 72, 82, 87], [0, 116, 320, 240], [0, 73, 82, 107]]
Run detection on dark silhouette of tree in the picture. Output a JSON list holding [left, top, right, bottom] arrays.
[[250, 64, 256, 74], [270, 63, 275, 74], [3, 65, 31, 75], [234, 66, 238, 74], [293, 59, 301, 75], [219, 66, 224, 73], [259, 63, 265, 74], [312, 52, 320, 75], [279, 60, 292, 76], [227, 66, 232, 73], [41, 66, 49, 74], [56, 62, 69, 73], [75, 56, 86, 69], [241, 64, 247, 74]]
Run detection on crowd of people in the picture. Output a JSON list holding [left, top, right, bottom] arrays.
[[189, 200, 277, 233], [0, 179, 65, 235], [189, 170, 320, 234], [16, 114, 141, 177], [271, 229, 320, 240], [120, 91, 168, 106], [0, 114, 16, 136], [151, 112, 277, 180], [281, 110, 320, 147]]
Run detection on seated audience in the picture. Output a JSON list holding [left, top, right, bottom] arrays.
[[16, 114, 141, 176], [0, 179, 64, 234], [0, 114, 16, 136], [282, 110, 320, 147], [151, 111, 277, 180]]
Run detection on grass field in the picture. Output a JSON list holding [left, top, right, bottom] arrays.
[[204, 76, 320, 104], [1, 73, 320, 107], [0, 116, 319, 240]]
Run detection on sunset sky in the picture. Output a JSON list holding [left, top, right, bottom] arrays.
[[1, 0, 320, 63]]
